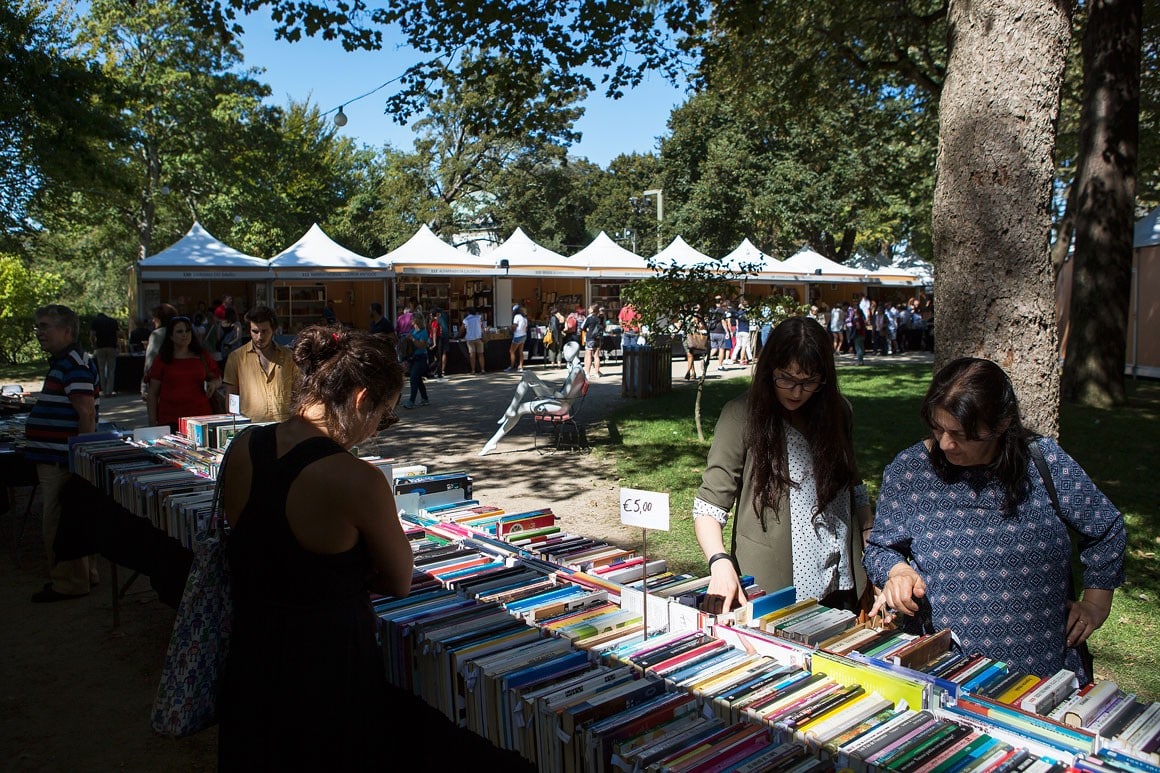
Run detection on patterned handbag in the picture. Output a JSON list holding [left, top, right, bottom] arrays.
[[150, 432, 245, 737]]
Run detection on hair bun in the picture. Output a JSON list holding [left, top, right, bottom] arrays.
[[293, 325, 345, 375]]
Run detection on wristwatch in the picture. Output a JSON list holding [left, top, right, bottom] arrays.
[[707, 552, 736, 572]]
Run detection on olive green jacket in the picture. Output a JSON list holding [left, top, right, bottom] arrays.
[[695, 392, 868, 598]]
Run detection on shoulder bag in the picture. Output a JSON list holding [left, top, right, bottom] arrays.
[[150, 429, 246, 737], [684, 333, 709, 352]]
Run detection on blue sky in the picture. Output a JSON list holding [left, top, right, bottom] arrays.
[[238, 13, 690, 167]]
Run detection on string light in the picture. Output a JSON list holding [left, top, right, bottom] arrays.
[[324, 67, 422, 129]]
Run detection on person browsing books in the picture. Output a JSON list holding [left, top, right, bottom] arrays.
[[864, 358, 1125, 683], [222, 305, 297, 423], [25, 304, 100, 602], [692, 316, 873, 615], [145, 315, 220, 432], [216, 326, 413, 770]]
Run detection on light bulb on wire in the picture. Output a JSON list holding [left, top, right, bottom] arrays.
[[334, 106, 348, 127]]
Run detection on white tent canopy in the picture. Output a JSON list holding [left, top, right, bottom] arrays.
[[1134, 206, 1160, 247], [845, 250, 931, 286], [269, 224, 380, 278], [488, 227, 575, 276], [651, 235, 716, 269], [570, 231, 651, 277], [135, 223, 932, 292], [138, 222, 271, 279], [382, 224, 501, 276], [780, 248, 870, 278], [724, 238, 785, 274]]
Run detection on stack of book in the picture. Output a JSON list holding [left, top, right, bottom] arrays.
[[394, 469, 473, 514], [71, 436, 220, 548]]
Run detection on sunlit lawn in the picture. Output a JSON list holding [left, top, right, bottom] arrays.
[[606, 363, 1160, 700]]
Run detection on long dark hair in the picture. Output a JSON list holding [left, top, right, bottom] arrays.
[[747, 316, 858, 519], [291, 326, 404, 446], [920, 357, 1032, 512], [159, 316, 206, 363]]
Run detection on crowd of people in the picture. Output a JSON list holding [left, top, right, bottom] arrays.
[[822, 293, 933, 364], [19, 294, 1123, 765], [100, 289, 933, 416]]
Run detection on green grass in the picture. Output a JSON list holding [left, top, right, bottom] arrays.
[[0, 362, 47, 385], [605, 366, 1160, 701]]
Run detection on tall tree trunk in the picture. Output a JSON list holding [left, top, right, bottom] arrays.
[[1061, 0, 1141, 407], [932, 0, 1073, 437]]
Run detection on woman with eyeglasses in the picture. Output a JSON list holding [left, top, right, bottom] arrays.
[[145, 316, 221, 431], [215, 326, 413, 770], [693, 316, 872, 614], [865, 358, 1124, 682]]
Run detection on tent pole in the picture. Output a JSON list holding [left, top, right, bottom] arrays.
[[1132, 257, 1139, 381]]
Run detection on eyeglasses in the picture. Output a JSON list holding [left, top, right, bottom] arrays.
[[774, 375, 826, 392], [929, 426, 998, 444], [376, 406, 400, 433]]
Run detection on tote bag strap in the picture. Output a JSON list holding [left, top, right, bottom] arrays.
[[1028, 437, 1095, 680], [210, 424, 255, 533], [1028, 439, 1063, 517]]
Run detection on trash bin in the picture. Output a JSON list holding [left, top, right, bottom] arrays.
[[621, 344, 672, 398]]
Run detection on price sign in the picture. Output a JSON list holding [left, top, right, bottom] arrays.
[[228, 393, 241, 415], [620, 487, 670, 531]]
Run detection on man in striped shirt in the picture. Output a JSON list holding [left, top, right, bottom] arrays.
[[25, 304, 100, 602]]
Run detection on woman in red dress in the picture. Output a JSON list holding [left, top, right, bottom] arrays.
[[146, 315, 221, 431]]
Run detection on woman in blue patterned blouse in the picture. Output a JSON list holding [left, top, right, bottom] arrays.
[[865, 358, 1125, 682]]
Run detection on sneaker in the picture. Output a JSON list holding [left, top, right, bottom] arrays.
[[503, 367, 514, 372], [402, 401, 415, 409], [420, 400, 429, 406]]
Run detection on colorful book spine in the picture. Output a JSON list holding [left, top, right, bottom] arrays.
[[1019, 669, 1080, 716]]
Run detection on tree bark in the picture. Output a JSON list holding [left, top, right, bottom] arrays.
[[1060, 0, 1141, 407], [932, 0, 1073, 436]]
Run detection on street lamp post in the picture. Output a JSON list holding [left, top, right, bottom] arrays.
[[622, 228, 637, 254], [641, 189, 663, 253], [628, 196, 648, 255]]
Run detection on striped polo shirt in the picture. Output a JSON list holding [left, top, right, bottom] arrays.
[[24, 343, 100, 465]]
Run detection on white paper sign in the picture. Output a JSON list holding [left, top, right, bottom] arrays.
[[132, 425, 171, 444], [228, 393, 241, 415], [620, 487, 670, 531]]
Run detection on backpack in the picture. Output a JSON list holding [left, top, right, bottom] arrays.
[[565, 313, 579, 333], [582, 315, 603, 346]]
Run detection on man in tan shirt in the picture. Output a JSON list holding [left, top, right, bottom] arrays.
[[223, 305, 297, 422]]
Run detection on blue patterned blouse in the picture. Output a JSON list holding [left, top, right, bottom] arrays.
[[863, 436, 1125, 678]]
